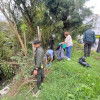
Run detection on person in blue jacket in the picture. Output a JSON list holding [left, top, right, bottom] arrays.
[[45, 49, 54, 66], [83, 28, 96, 57]]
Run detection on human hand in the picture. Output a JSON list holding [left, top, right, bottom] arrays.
[[33, 70, 37, 76], [83, 43, 85, 45], [92, 43, 94, 46], [61, 42, 64, 44], [48, 63, 51, 66]]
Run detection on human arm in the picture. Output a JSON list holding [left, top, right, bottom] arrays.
[[83, 32, 86, 45], [61, 42, 65, 44], [50, 52, 54, 63], [93, 32, 96, 45], [46, 58, 48, 64], [50, 58, 53, 63]]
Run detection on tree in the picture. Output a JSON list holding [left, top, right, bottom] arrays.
[[13, 0, 36, 33], [21, 24, 27, 56], [0, 0, 26, 56], [44, 0, 92, 29]]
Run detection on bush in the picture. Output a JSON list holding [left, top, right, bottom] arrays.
[[0, 62, 15, 79]]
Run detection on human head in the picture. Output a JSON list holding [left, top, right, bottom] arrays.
[[88, 27, 92, 30], [46, 53, 51, 59], [64, 32, 69, 37], [32, 39, 41, 48], [50, 36, 53, 39], [46, 53, 50, 57]]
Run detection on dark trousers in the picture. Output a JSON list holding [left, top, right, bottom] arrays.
[[36, 68, 44, 89], [50, 40, 54, 49], [84, 42, 93, 57]]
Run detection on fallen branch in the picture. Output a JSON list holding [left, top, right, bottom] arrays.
[[0, 62, 26, 65]]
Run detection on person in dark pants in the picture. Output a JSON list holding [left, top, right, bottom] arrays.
[[49, 36, 54, 50], [33, 39, 44, 89], [83, 28, 96, 57], [96, 37, 100, 53]]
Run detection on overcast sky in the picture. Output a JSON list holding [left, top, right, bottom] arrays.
[[85, 0, 100, 15], [0, 0, 100, 21], [0, 11, 7, 21]]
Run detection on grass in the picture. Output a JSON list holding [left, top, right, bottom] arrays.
[[38, 42, 100, 100], [1, 42, 100, 100]]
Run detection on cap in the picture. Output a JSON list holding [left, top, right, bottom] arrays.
[[32, 39, 41, 44]]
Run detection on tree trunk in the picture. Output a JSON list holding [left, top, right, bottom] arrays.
[[24, 15, 35, 33], [96, 37, 100, 53], [32, 44, 35, 57], [14, 1, 35, 33], [37, 26, 41, 40], [24, 31, 27, 56]]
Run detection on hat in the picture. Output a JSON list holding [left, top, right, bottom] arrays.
[[32, 39, 41, 44]]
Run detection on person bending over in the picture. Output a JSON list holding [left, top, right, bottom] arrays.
[[45, 49, 54, 66]]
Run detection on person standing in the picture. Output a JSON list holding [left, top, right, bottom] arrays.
[[33, 39, 44, 89], [49, 36, 54, 50], [83, 28, 96, 57], [61, 32, 73, 60]]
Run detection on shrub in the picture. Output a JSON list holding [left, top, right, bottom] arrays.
[[0, 62, 15, 79]]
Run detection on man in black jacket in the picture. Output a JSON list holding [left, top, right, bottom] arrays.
[[83, 28, 96, 57], [33, 39, 44, 89]]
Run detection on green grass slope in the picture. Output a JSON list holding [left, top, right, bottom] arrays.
[[1, 42, 100, 100], [38, 42, 100, 100]]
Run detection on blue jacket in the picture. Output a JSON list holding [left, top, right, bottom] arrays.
[[83, 29, 96, 43], [45, 49, 54, 59]]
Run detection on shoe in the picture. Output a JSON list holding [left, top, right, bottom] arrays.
[[33, 89, 38, 94], [67, 58, 70, 61], [36, 90, 41, 96], [33, 89, 41, 97]]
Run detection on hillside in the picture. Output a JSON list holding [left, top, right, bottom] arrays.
[[1, 42, 100, 100]]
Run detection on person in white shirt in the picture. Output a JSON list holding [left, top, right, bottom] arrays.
[[61, 32, 73, 60]]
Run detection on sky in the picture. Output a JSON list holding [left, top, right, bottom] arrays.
[[0, 11, 7, 21], [85, 0, 100, 15], [0, 0, 100, 21]]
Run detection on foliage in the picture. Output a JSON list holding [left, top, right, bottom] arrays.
[[35, 0, 92, 45], [1, 86, 34, 100], [0, 31, 14, 60], [0, 22, 14, 36], [44, 0, 92, 29], [10, 49, 34, 78], [0, 62, 15, 79], [71, 25, 92, 39], [0, 0, 92, 50], [1, 42, 100, 100], [9, 0, 92, 47]]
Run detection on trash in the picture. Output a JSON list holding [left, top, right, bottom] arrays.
[[56, 45, 66, 60], [0, 86, 10, 95], [79, 57, 91, 67]]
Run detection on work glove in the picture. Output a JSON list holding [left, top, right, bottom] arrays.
[[48, 63, 51, 66]]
